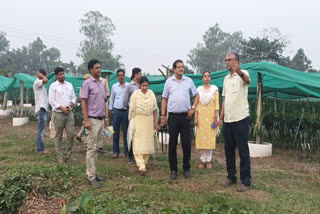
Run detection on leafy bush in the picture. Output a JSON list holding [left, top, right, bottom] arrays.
[[66, 191, 105, 214], [0, 174, 32, 214]]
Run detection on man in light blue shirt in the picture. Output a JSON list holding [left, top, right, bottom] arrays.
[[161, 59, 199, 180], [108, 69, 129, 158]]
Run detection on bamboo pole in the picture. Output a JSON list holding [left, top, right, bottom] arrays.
[[274, 91, 277, 113], [26, 88, 29, 104], [307, 94, 310, 114], [2, 92, 7, 110], [20, 81, 24, 117], [254, 73, 263, 144]]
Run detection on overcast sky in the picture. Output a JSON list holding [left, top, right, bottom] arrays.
[[0, 0, 319, 76]]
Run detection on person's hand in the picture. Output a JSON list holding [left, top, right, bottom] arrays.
[[187, 108, 195, 119], [232, 63, 241, 75], [104, 119, 109, 128], [108, 110, 113, 121], [219, 120, 224, 128], [84, 119, 91, 130], [214, 120, 219, 128], [154, 123, 159, 132], [160, 116, 167, 126], [37, 71, 43, 78], [194, 118, 199, 127], [60, 106, 71, 115]]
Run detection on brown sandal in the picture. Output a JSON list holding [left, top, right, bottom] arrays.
[[199, 162, 205, 168], [139, 168, 147, 175], [206, 162, 212, 169]]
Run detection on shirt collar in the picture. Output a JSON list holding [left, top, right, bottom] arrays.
[[226, 72, 238, 78], [130, 80, 139, 86], [89, 76, 100, 83], [172, 75, 186, 82], [117, 82, 127, 87], [57, 81, 66, 86]]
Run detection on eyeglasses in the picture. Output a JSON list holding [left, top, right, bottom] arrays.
[[225, 59, 235, 63]]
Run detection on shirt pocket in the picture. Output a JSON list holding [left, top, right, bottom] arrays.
[[232, 80, 240, 94]]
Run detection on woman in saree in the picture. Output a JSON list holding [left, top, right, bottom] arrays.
[[194, 71, 219, 169], [128, 76, 159, 175]]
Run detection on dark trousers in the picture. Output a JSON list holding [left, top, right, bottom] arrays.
[[112, 108, 129, 156], [224, 117, 251, 186], [168, 113, 191, 172]]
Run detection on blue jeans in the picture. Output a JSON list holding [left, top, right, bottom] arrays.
[[112, 108, 129, 156], [36, 108, 48, 153]]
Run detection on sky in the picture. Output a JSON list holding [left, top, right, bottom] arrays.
[[0, 0, 319, 76]]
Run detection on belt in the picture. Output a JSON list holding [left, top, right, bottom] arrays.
[[169, 112, 188, 116], [88, 116, 104, 120], [117, 108, 128, 112]]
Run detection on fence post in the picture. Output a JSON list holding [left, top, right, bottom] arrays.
[[274, 91, 277, 113], [20, 81, 24, 117]]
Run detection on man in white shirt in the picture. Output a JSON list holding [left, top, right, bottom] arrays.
[[33, 68, 50, 155], [220, 51, 251, 192], [49, 67, 76, 163]]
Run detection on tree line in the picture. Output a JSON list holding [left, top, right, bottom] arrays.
[[0, 11, 318, 77]]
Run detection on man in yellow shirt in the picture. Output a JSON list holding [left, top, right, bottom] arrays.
[[220, 51, 251, 192]]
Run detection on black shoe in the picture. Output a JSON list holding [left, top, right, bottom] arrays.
[[184, 170, 191, 179], [95, 174, 106, 182], [98, 148, 104, 154], [170, 171, 177, 180], [90, 179, 101, 188], [128, 156, 134, 164]]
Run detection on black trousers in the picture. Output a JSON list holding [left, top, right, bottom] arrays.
[[168, 113, 191, 172], [224, 117, 251, 186]]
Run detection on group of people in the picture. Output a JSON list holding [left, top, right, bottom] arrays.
[[33, 51, 252, 192]]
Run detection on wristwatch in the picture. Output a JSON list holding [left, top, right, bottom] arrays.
[[192, 106, 196, 109]]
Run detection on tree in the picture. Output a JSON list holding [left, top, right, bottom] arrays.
[[10, 37, 61, 75], [290, 48, 312, 72], [187, 24, 243, 73], [77, 11, 122, 74], [241, 37, 286, 64], [62, 61, 78, 76], [0, 32, 9, 53], [0, 32, 11, 76]]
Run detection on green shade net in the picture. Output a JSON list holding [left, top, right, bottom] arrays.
[[1, 62, 320, 99]]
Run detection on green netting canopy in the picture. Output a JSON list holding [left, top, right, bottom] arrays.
[[1, 62, 320, 99]]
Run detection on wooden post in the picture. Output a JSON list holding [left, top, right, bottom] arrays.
[[274, 91, 277, 113], [26, 88, 29, 104], [20, 81, 24, 117], [2, 92, 7, 110], [105, 71, 112, 125], [254, 73, 263, 144], [307, 94, 310, 114]]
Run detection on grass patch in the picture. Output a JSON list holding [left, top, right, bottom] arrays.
[[1, 118, 320, 213]]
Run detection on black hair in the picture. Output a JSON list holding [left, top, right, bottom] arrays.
[[139, 76, 149, 86], [131, 67, 142, 80], [227, 51, 240, 62], [54, 67, 64, 75], [88, 59, 100, 71], [173, 59, 184, 69], [202, 71, 211, 78], [39, 68, 47, 76], [116, 69, 125, 76]]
